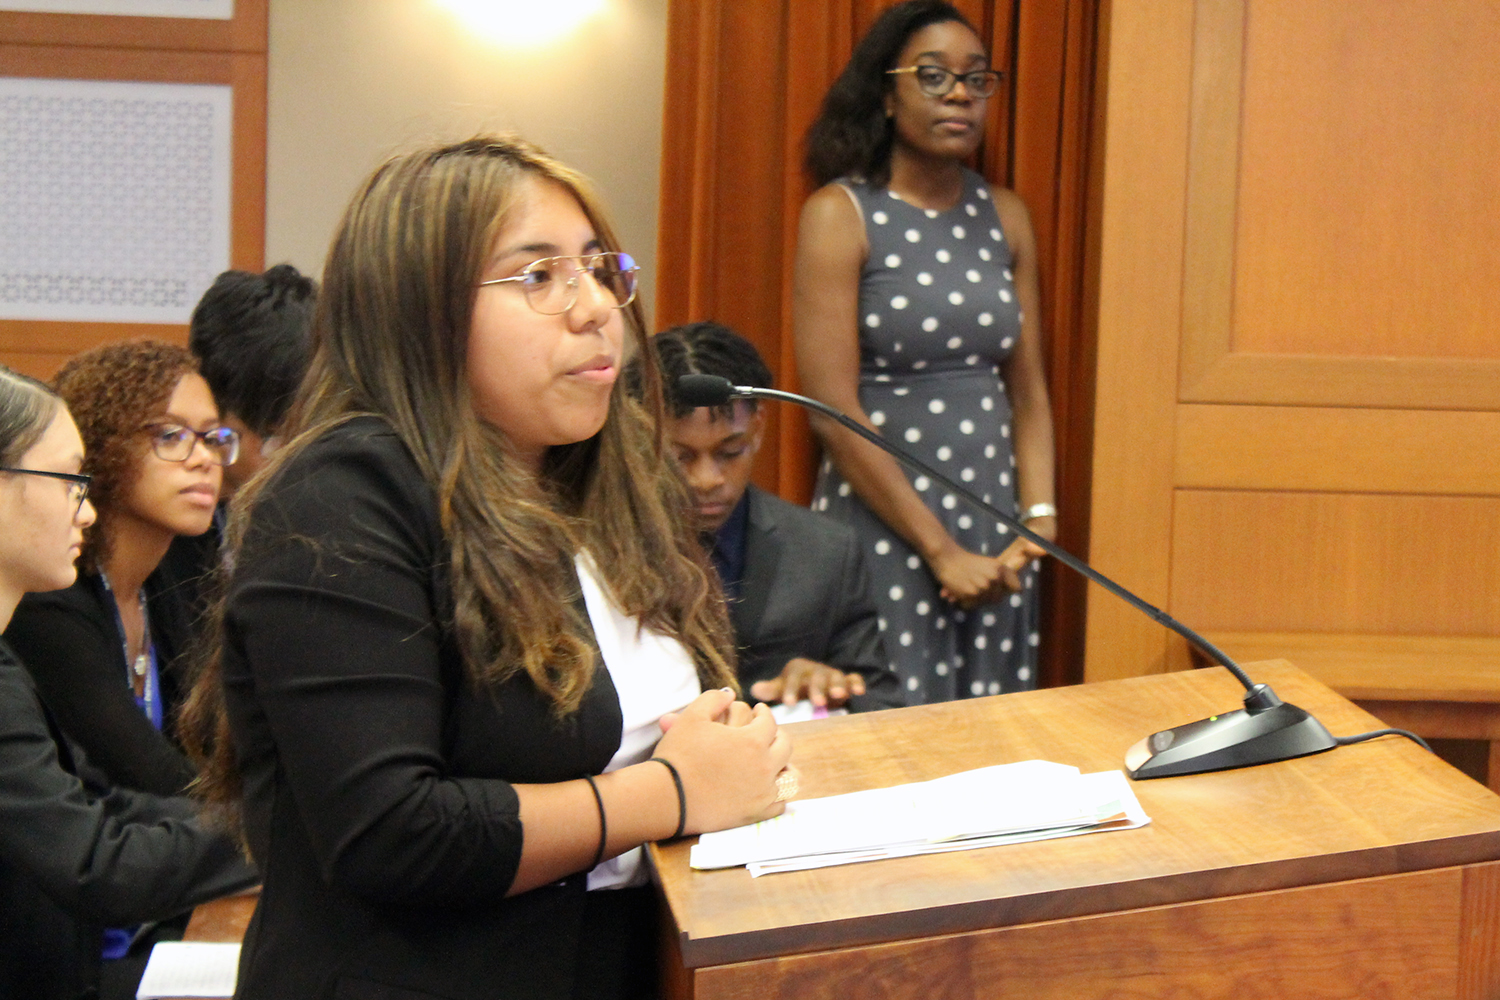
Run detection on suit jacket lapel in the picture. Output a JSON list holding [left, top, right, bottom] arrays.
[[731, 487, 781, 645]]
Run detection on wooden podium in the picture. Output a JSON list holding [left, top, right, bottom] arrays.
[[648, 662, 1500, 999]]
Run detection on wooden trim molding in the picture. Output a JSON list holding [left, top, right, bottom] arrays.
[[1176, 405, 1500, 496], [0, 0, 266, 53], [1082, 0, 1196, 680], [1204, 631, 1500, 703]]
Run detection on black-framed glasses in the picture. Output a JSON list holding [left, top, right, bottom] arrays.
[[0, 467, 91, 515], [886, 65, 1004, 99], [477, 252, 639, 316], [144, 424, 241, 466]]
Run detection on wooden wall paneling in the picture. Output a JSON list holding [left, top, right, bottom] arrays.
[[1231, 1, 1500, 362], [1171, 491, 1500, 635], [1459, 859, 1500, 999], [1094, 0, 1500, 686], [1176, 405, 1500, 496], [690, 866, 1467, 999], [1081, 0, 1194, 681], [0, 0, 265, 53], [1176, 0, 1500, 410], [0, 31, 268, 379], [0, 325, 189, 382]]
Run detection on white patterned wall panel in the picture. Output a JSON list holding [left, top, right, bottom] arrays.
[[0, 77, 233, 324]]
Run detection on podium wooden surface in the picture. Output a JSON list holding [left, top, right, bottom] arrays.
[[648, 661, 1500, 999]]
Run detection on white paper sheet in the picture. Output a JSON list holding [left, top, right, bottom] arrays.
[[768, 700, 848, 724], [135, 942, 240, 999], [691, 761, 1150, 876]]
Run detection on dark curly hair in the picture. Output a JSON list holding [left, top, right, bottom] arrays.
[[634, 321, 775, 419], [803, 1, 977, 187], [51, 341, 200, 572]]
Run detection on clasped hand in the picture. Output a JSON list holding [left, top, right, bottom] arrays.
[[930, 534, 1048, 608], [656, 688, 793, 833]]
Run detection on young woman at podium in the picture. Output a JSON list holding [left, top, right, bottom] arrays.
[[182, 136, 792, 1000]]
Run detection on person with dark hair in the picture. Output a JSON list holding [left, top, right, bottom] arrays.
[[793, 0, 1059, 704], [4, 341, 237, 797], [0, 364, 256, 1000], [178, 136, 792, 1000], [640, 321, 902, 715], [188, 263, 316, 495]]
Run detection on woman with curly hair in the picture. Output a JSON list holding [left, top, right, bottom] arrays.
[[793, 0, 1058, 704], [179, 135, 791, 999], [4, 341, 237, 796]]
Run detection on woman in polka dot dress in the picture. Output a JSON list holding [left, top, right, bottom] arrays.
[[792, 0, 1058, 705]]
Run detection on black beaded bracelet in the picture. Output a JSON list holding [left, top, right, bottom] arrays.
[[582, 774, 607, 869], [650, 756, 687, 839]]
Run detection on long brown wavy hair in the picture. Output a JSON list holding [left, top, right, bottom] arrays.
[[182, 136, 735, 815]]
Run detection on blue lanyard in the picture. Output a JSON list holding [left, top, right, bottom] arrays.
[[98, 572, 161, 731]]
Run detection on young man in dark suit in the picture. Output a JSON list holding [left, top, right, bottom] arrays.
[[644, 322, 902, 713]]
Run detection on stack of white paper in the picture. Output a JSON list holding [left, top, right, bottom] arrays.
[[691, 760, 1150, 876]]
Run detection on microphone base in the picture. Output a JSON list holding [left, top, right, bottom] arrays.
[[1124, 685, 1338, 779]]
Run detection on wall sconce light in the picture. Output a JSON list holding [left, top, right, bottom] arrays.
[[433, 0, 608, 46]]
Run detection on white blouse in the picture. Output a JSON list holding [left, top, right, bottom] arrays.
[[574, 553, 701, 890]]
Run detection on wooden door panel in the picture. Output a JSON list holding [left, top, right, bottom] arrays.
[[1234, 1, 1500, 361], [1177, 0, 1500, 410], [1087, 0, 1500, 680], [1171, 490, 1500, 634]]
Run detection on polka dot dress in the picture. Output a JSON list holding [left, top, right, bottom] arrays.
[[811, 169, 1039, 705]]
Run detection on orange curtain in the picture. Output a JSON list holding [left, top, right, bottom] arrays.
[[655, 0, 1099, 687]]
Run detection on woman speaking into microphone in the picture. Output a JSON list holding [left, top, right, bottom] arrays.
[[182, 135, 793, 1000]]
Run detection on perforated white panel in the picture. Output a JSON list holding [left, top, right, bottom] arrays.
[[0, 77, 233, 324]]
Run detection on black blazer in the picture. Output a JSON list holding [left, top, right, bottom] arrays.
[[730, 487, 903, 712], [223, 418, 633, 1000], [4, 563, 203, 796], [0, 638, 257, 1000]]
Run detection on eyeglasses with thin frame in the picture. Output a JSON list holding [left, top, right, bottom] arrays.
[[0, 467, 91, 516], [477, 252, 639, 316], [144, 424, 241, 466], [886, 65, 1004, 99]]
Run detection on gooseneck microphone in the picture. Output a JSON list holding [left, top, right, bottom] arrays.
[[676, 373, 1419, 779]]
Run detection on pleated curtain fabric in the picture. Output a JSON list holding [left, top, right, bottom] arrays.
[[654, 0, 1099, 688]]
